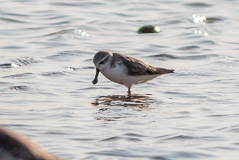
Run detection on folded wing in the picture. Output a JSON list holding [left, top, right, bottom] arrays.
[[113, 53, 174, 76]]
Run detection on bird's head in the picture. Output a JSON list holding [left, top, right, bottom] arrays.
[[92, 51, 113, 84]]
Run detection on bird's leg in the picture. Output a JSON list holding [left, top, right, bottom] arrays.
[[127, 87, 131, 97]]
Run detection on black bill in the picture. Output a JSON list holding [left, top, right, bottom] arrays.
[[92, 68, 100, 84]]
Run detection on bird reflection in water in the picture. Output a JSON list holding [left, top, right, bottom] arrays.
[[92, 94, 153, 121]]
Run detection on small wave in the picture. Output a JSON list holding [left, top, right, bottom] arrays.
[[0, 57, 41, 69], [165, 135, 195, 140], [149, 54, 176, 60], [1, 45, 26, 49], [185, 2, 212, 7], [40, 72, 64, 77], [192, 14, 224, 24], [88, 149, 170, 160], [0, 63, 20, 68], [50, 2, 104, 7], [67, 66, 94, 71], [41, 28, 89, 37], [9, 85, 30, 91], [172, 151, 213, 159], [3, 12, 29, 18], [177, 45, 200, 51], [11, 57, 42, 66], [0, 17, 28, 24], [151, 53, 218, 61], [3, 73, 33, 78], [42, 29, 72, 37], [206, 17, 224, 23], [101, 135, 141, 142], [47, 50, 82, 60], [123, 133, 146, 137]]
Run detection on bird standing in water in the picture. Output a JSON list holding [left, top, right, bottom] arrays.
[[92, 51, 174, 95]]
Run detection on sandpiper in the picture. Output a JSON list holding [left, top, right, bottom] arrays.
[[92, 51, 174, 95]]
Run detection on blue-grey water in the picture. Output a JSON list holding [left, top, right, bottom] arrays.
[[1, 0, 239, 159]]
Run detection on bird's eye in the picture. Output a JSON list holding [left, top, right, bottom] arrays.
[[99, 61, 105, 65]]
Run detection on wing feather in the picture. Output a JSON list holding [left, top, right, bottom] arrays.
[[112, 53, 174, 76]]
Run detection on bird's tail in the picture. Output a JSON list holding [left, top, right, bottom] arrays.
[[156, 68, 174, 75]]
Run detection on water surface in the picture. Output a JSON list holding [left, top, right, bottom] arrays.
[[1, 0, 239, 159]]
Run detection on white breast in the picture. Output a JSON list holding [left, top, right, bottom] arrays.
[[101, 65, 128, 85], [101, 65, 160, 88]]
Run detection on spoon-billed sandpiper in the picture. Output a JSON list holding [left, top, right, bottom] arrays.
[[92, 51, 174, 95]]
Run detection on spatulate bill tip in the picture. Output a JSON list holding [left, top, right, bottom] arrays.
[[92, 78, 98, 85]]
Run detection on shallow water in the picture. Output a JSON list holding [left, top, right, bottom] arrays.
[[1, 0, 239, 159]]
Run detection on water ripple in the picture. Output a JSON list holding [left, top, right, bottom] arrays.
[[101, 136, 141, 142], [150, 53, 218, 60], [177, 45, 200, 50], [0, 63, 20, 68], [1, 0, 239, 159], [3, 73, 33, 78], [50, 2, 105, 7], [88, 149, 170, 160], [47, 50, 83, 60], [9, 85, 30, 91], [0, 17, 28, 24], [206, 17, 224, 23], [185, 2, 212, 7], [11, 57, 42, 66], [40, 72, 65, 77]]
